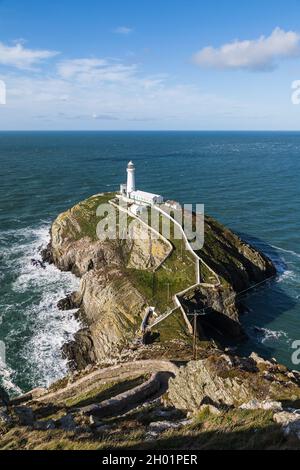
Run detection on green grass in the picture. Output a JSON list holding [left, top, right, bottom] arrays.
[[60, 195, 196, 315], [1, 406, 296, 451], [152, 308, 192, 343], [60, 192, 116, 241], [126, 210, 196, 314], [64, 375, 147, 408]]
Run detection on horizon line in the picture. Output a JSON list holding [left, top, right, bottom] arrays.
[[1, 129, 300, 133]]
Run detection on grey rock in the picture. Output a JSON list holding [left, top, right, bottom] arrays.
[[273, 411, 300, 440], [250, 352, 272, 366], [240, 400, 283, 411], [59, 413, 76, 431], [148, 419, 192, 433], [14, 406, 34, 426], [167, 354, 300, 412], [34, 420, 56, 431], [89, 415, 103, 428]]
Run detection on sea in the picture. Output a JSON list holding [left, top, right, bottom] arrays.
[[0, 131, 299, 394]]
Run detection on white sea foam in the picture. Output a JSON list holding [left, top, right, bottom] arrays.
[[21, 291, 80, 388], [277, 270, 297, 283], [0, 358, 22, 395], [271, 245, 300, 260], [254, 326, 290, 345], [0, 223, 81, 392]]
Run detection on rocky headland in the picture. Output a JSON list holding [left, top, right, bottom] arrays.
[[1, 193, 300, 450], [42, 193, 276, 368]]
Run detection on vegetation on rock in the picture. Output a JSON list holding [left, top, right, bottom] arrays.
[[0, 192, 292, 450]]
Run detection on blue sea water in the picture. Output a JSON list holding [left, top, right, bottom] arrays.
[[0, 131, 299, 393]]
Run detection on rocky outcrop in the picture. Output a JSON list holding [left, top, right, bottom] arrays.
[[1, 354, 300, 449], [167, 353, 300, 412], [202, 215, 276, 291], [44, 194, 172, 368], [44, 193, 276, 369], [180, 284, 245, 339], [62, 267, 148, 369], [180, 215, 276, 340], [273, 412, 300, 440]]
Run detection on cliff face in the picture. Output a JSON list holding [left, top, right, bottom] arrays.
[[43, 193, 276, 369], [44, 194, 173, 368], [167, 352, 300, 411], [4, 193, 298, 451], [202, 215, 275, 290], [180, 214, 276, 340], [63, 267, 147, 368]]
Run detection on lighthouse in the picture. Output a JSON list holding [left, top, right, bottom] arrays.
[[126, 160, 136, 195], [119, 161, 163, 205]]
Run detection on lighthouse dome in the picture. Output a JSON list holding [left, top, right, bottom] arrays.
[[128, 161, 135, 169]]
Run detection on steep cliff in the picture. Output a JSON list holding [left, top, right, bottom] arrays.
[[3, 193, 300, 451], [42, 193, 276, 369]]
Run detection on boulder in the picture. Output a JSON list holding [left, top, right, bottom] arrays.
[[57, 292, 80, 311], [239, 399, 282, 411], [13, 406, 35, 426], [59, 414, 77, 431], [273, 411, 300, 440]]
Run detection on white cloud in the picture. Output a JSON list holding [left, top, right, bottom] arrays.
[[0, 41, 59, 69], [57, 58, 137, 82], [1, 54, 239, 130], [113, 26, 133, 35], [193, 27, 300, 71], [1, 46, 252, 130]]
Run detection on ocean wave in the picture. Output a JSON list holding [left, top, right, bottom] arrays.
[[21, 290, 80, 388], [0, 225, 50, 270], [277, 270, 297, 283], [271, 244, 300, 260], [253, 326, 290, 345], [0, 222, 80, 392], [0, 357, 22, 395]]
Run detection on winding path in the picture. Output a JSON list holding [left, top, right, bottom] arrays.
[[13, 360, 178, 419], [109, 198, 221, 333]]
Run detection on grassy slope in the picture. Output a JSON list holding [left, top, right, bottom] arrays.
[[0, 406, 297, 450], [69, 192, 117, 241], [127, 210, 196, 314], [64, 375, 148, 408], [60, 195, 195, 336]]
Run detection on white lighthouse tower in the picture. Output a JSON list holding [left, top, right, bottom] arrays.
[[126, 161, 136, 196], [119, 160, 163, 205]]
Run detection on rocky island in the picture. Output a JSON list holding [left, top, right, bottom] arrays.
[[1, 191, 300, 450]]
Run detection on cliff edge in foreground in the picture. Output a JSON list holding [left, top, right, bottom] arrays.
[[2, 193, 300, 450]]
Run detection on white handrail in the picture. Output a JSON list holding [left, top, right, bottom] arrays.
[[108, 198, 221, 334]]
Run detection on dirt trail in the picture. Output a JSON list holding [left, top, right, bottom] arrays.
[[29, 360, 178, 405]]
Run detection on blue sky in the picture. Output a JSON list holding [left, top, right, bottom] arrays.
[[1, 0, 300, 130]]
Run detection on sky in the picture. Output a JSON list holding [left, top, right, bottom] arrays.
[[1, 0, 300, 130]]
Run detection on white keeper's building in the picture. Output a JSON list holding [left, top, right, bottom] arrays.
[[120, 161, 164, 206]]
